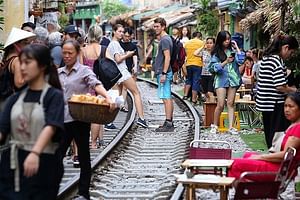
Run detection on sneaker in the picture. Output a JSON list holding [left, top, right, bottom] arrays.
[[120, 106, 129, 112], [73, 195, 88, 200], [104, 123, 117, 131], [98, 139, 105, 147], [182, 96, 188, 100], [210, 124, 218, 134], [73, 156, 79, 168], [228, 127, 239, 135], [137, 118, 148, 128], [155, 121, 175, 132]]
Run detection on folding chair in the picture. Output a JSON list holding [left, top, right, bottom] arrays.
[[275, 147, 297, 197], [234, 171, 281, 200], [188, 140, 232, 176], [234, 147, 297, 200]]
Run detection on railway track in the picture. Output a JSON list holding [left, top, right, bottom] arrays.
[[58, 79, 200, 200]]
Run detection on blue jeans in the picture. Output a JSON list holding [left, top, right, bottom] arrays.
[[185, 65, 202, 92]]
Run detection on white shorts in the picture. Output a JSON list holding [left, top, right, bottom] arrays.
[[117, 67, 132, 83]]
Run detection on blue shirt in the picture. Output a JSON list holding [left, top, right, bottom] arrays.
[[208, 51, 245, 88]]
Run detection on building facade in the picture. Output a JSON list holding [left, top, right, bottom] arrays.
[[0, 0, 28, 45]]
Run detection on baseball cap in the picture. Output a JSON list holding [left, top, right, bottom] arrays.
[[64, 25, 81, 37]]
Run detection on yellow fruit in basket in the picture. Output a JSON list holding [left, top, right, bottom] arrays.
[[70, 95, 81, 102], [70, 94, 109, 105]]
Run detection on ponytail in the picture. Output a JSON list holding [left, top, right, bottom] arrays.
[[264, 35, 299, 56]]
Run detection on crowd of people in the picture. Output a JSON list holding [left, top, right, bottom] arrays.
[[0, 15, 300, 199]]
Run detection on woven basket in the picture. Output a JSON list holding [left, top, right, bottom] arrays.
[[68, 101, 119, 124]]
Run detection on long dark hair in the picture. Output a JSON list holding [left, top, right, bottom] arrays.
[[211, 31, 231, 62], [19, 44, 62, 90], [264, 35, 299, 56]]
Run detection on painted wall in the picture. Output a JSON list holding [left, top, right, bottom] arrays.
[[0, 0, 25, 45]]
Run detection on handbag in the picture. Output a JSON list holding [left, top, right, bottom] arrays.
[[268, 131, 285, 153], [93, 47, 122, 90]]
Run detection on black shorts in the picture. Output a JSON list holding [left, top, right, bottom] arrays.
[[201, 75, 214, 93]]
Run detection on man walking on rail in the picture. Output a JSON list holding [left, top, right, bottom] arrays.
[[153, 17, 175, 132]]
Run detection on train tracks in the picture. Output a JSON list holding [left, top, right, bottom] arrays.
[[58, 79, 200, 199]]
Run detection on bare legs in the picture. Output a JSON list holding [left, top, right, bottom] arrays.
[[91, 123, 104, 149], [122, 77, 145, 119], [163, 98, 174, 120], [214, 88, 226, 126], [227, 87, 237, 129], [213, 87, 237, 128]]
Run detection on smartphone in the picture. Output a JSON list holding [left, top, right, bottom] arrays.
[[230, 52, 236, 57]]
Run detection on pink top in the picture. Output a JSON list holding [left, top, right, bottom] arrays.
[[281, 123, 300, 160]]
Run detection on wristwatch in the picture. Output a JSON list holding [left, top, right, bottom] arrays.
[[162, 72, 167, 75]]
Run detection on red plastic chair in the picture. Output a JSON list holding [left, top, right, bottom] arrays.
[[188, 140, 232, 176]]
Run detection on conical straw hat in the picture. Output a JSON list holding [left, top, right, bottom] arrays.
[[4, 27, 36, 49]]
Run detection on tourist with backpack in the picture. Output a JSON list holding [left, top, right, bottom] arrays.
[[153, 17, 175, 132], [0, 28, 36, 111], [182, 32, 204, 105], [170, 26, 186, 84], [106, 24, 148, 128], [81, 25, 107, 149]]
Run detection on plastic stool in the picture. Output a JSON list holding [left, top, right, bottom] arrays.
[[219, 111, 240, 132]]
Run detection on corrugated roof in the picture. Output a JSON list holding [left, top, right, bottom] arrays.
[[131, 3, 184, 21], [142, 6, 195, 30], [217, 0, 237, 10]]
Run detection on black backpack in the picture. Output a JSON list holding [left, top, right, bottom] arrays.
[[170, 37, 186, 73], [93, 46, 122, 90], [0, 56, 16, 99]]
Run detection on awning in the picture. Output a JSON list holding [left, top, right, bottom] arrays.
[[109, 10, 143, 25], [141, 6, 195, 31], [131, 3, 186, 21]]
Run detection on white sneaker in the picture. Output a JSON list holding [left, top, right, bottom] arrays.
[[228, 127, 239, 135], [210, 124, 218, 134]]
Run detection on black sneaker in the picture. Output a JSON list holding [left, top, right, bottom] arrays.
[[137, 118, 148, 128], [104, 123, 117, 131], [73, 156, 79, 168], [155, 121, 175, 132], [98, 139, 105, 147], [182, 96, 188, 100]]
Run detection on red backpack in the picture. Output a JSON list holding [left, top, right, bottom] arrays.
[[170, 37, 186, 73]]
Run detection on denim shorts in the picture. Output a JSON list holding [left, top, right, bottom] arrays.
[[156, 71, 172, 99], [185, 65, 202, 92]]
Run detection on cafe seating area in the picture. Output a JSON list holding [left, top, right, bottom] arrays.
[[175, 140, 298, 200]]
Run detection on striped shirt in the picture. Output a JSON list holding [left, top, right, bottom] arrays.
[[256, 55, 287, 111]]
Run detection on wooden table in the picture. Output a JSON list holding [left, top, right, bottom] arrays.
[[235, 99, 262, 127], [181, 159, 234, 169], [176, 174, 235, 200]]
